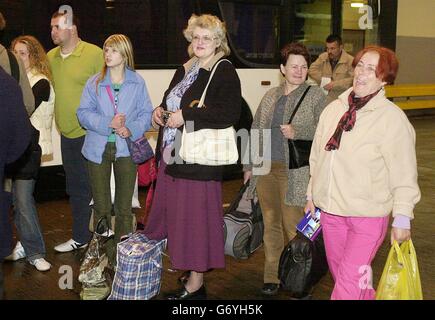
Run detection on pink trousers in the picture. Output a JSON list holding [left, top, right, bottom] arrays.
[[320, 211, 389, 300]]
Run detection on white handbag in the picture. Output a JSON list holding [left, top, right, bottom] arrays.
[[179, 59, 238, 166]]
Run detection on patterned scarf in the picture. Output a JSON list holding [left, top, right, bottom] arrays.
[[325, 89, 380, 151]]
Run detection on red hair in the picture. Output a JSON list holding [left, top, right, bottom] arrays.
[[352, 45, 399, 84]]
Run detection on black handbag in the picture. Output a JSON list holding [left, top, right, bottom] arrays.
[[287, 86, 312, 169], [278, 231, 328, 298]]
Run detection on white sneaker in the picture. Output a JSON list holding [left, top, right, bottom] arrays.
[[4, 241, 26, 261], [54, 239, 88, 253], [29, 258, 51, 272], [97, 229, 115, 238]]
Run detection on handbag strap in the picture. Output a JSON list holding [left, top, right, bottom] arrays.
[[288, 86, 311, 124], [197, 59, 231, 108], [105, 85, 117, 114]]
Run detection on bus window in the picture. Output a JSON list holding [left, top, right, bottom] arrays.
[[96, 0, 197, 67], [5, 0, 197, 68], [294, 0, 332, 59], [219, 1, 281, 67]]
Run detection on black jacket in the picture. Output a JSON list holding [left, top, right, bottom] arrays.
[[157, 54, 242, 181], [0, 67, 31, 259]]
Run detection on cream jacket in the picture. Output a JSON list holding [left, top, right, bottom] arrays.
[[308, 50, 354, 104], [28, 70, 55, 156], [307, 88, 420, 219]]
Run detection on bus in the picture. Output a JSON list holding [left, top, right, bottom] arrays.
[[0, 0, 398, 198]]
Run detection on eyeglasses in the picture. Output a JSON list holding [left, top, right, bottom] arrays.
[[355, 61, 377, 74], [191, 35, 216, 44]]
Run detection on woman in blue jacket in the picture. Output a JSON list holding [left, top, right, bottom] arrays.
[[77, 34, 152, 266]]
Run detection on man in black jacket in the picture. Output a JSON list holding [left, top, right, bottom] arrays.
[[0, 66, 31, 299]]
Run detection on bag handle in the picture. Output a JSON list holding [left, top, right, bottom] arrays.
[[105, 85, 117, 114], [288, 86, 311, 124], [197, 59, 231, 109]]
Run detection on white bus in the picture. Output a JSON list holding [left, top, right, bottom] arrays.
[[0, 0, 396, 199]]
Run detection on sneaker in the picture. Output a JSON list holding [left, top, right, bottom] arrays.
[[29, 258, 51, 272], [54, 239, 88, 253], [97, 229, 115, 238], [4, 241, 26, 261]]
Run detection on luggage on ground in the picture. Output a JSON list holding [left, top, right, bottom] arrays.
[[223, 182, 264, 259], [108, 232, 166, 300]]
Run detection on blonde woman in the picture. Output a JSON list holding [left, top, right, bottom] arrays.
[[77, 34, 152, 266], [5, 35, 55, 272], [144, 14, 242, 300]]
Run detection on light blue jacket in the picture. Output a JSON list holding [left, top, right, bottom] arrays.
[[77, 68, 152, 164]]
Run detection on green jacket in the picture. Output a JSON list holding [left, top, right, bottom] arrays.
[[47, 41, 104, 138]]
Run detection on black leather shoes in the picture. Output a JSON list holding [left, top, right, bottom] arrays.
[[165, 284, 207, 300], [261, 283, 279, 296], [178, 271, 191, 284]]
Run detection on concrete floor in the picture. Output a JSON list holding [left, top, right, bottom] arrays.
[[2, 116, 434, 300]]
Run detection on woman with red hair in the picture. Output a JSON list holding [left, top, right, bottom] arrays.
[[305, 46, 420, 300]]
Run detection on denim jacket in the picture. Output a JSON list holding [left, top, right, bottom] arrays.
[[77, 68, 152, 164]]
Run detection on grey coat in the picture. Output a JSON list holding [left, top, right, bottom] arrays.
[[0, 44, 35, 115], [245, 83, 326, 207]]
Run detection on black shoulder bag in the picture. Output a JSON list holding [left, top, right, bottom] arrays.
[[287, 86, 311, 169]]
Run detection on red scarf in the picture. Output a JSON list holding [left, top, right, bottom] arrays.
[[325, 90, 380, 151]]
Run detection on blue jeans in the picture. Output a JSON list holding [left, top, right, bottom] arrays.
[[61, 135, 92, 244], [12, 179, 46, 260]]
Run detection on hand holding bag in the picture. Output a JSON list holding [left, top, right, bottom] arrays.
[[179, 59, 238, 166], [105, 86, 154, 164], [376, 239, 423, 300], [287, 86, 312, 169]]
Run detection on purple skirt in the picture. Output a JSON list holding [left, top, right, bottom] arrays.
[[144, 160, 225, 272]]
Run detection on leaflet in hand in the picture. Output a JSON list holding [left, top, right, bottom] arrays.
[[296, 208, 321, 241]]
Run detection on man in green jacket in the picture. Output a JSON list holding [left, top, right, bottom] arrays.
[[47, 9, 104, 252]]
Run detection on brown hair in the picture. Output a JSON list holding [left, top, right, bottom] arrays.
[[11, 35, 52, 81], [280, 42, 311, 67], [352, 45, 399, 84]]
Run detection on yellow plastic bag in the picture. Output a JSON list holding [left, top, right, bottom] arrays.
[[376, 239, 423, 300]]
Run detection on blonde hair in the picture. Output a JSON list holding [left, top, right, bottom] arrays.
[[11, 35, 52, 81], [183, 14, 230, 57], [96, 34, 135, 91]]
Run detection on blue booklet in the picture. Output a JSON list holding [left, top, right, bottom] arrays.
[[296, 208, 322, 241]]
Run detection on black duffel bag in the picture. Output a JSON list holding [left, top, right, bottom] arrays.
[[278, 231, 328, 298]]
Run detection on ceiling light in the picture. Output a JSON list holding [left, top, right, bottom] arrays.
[[351, 2, 364, 8]]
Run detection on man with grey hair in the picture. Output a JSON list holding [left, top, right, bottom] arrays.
[[0, 11, 35, 115]]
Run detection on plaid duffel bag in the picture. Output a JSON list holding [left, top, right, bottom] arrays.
[[108, 232, 166, 300]]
